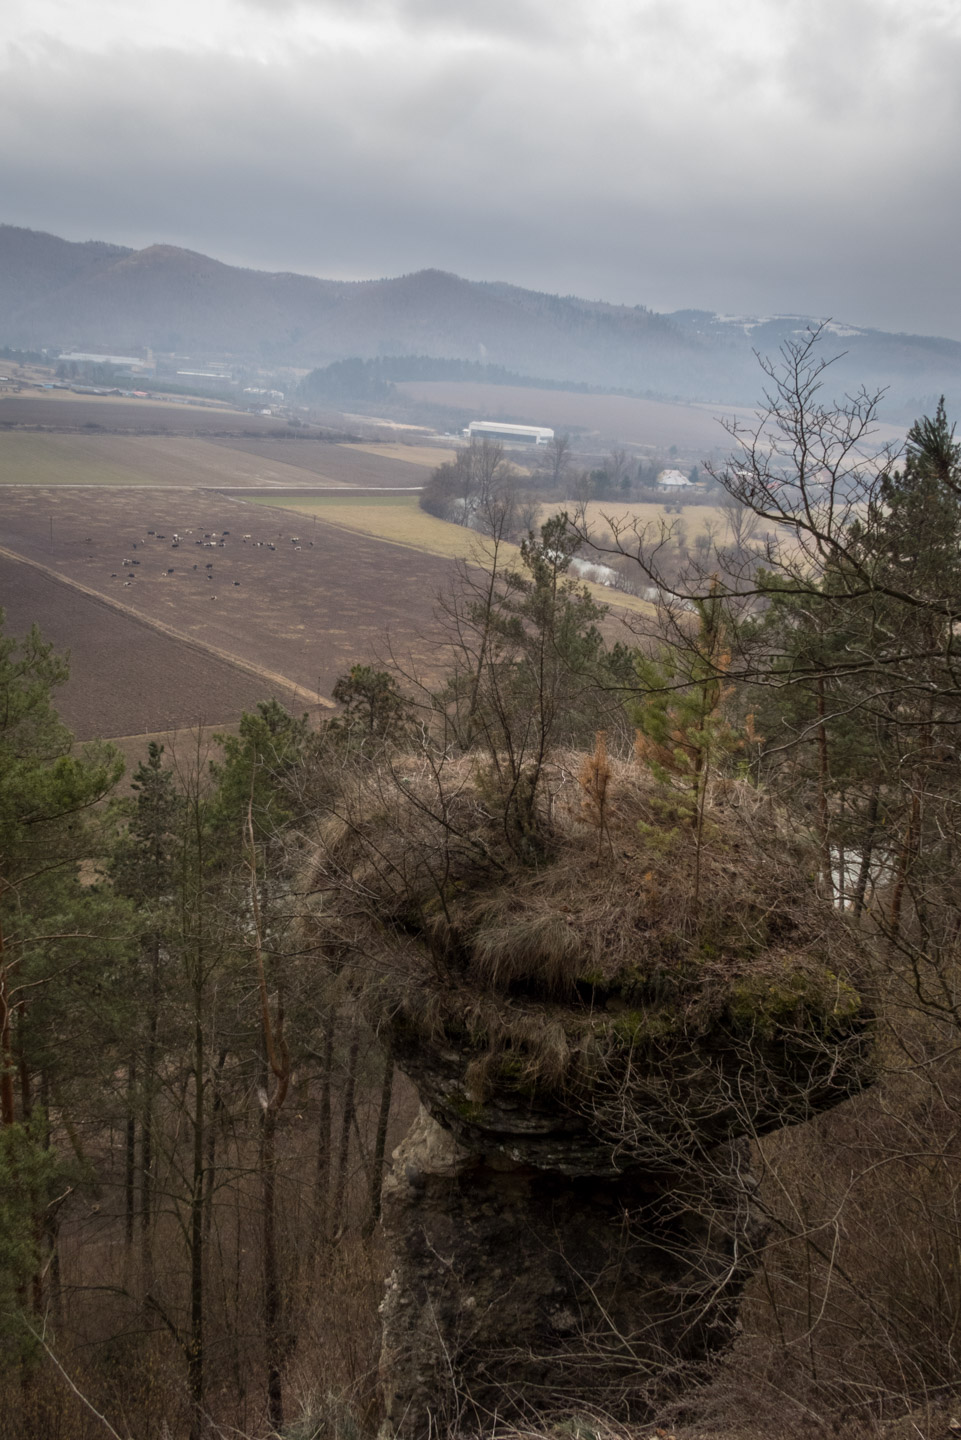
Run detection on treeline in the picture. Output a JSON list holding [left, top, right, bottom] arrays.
[[417, 437, 715, 597], [6, 333, 961, 1438], [0, 345, 46, 365], [299, 354, 667, 407]]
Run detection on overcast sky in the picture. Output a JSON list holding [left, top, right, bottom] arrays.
[[3, 0, 960, 338]]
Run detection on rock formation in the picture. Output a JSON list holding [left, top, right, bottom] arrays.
[[378, 1111, 767, 1435], [305, 753, 875, 1435]]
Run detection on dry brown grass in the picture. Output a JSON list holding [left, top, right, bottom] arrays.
[[558, 500, 734, 543], [304, 748, 873, 1164], [248, 491, 482, 557]]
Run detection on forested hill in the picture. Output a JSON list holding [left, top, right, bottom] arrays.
[[3, 222, 961, 411]]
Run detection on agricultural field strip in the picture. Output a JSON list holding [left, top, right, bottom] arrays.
[[341, 443, 458, 467], [0, 431, 367, 488], [0, 543, 332, 709], [247, 495, 653, 617], [340, 442, 531, 479], [0, 485, 459, 705], [0, 388, 241, 414], [0, 552, 303, 742], [202, 436, 437, 487]]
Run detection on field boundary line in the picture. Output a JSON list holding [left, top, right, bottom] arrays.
[[0, 544, 334, 710]]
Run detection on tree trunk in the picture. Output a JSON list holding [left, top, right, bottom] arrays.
[[203, 1049, 227, 1244], [0, 918, 15, 1127], [262, 1101, 284, 1432], [852, 787, 881, 918], [141, 934, 161, 1290], [816, 677, 833, 898], [312, 1012, 335, 1256], [188, 1015, 205, 1440], [363, 1035, 394, 1238], [332, 1028, 361, 1236], [124, 1056, 137, 1247]]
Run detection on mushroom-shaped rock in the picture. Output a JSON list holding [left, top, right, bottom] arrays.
[[305, 754, 874, 1435]]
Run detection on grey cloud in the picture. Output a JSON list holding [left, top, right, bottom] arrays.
[[2, 5, 961, 340], [232, 0, 567, 44]]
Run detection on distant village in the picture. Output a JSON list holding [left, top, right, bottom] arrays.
[[1, 346, 712, 492]]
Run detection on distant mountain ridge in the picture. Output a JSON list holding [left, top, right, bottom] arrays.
[[2, 223, 959, 413]]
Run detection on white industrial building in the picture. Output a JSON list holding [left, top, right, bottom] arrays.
[[465, 421, 554, 446], [58, 352, 154, 371]]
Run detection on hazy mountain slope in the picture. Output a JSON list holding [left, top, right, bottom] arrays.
[[4, 233, 706, 390], [4, 238, 344, 358], [295, 269, 716, 394], [669, 311, 961, 417], [3, 224, 960, 411], [0, 225, 131, 334]]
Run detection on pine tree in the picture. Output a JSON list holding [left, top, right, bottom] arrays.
[[0, 613, 128, 1361]]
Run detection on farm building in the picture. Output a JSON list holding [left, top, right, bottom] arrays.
[[656, 468, 693, 488], [465, 421, 554, 446], [58, 352, 154, 372]]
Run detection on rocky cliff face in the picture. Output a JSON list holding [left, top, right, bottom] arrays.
[[305, 754, 875, 1434], [379, 1111, 767, 1436]]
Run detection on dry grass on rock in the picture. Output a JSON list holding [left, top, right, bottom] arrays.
[[303, 750, 875, 1171]]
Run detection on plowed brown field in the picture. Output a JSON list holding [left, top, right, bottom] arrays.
[[1, 487, 451, 737], [0, 393, 294, 434], [0, 552, 310, 740]]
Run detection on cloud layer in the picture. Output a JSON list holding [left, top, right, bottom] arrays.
[[3, 0, 961, 338]]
